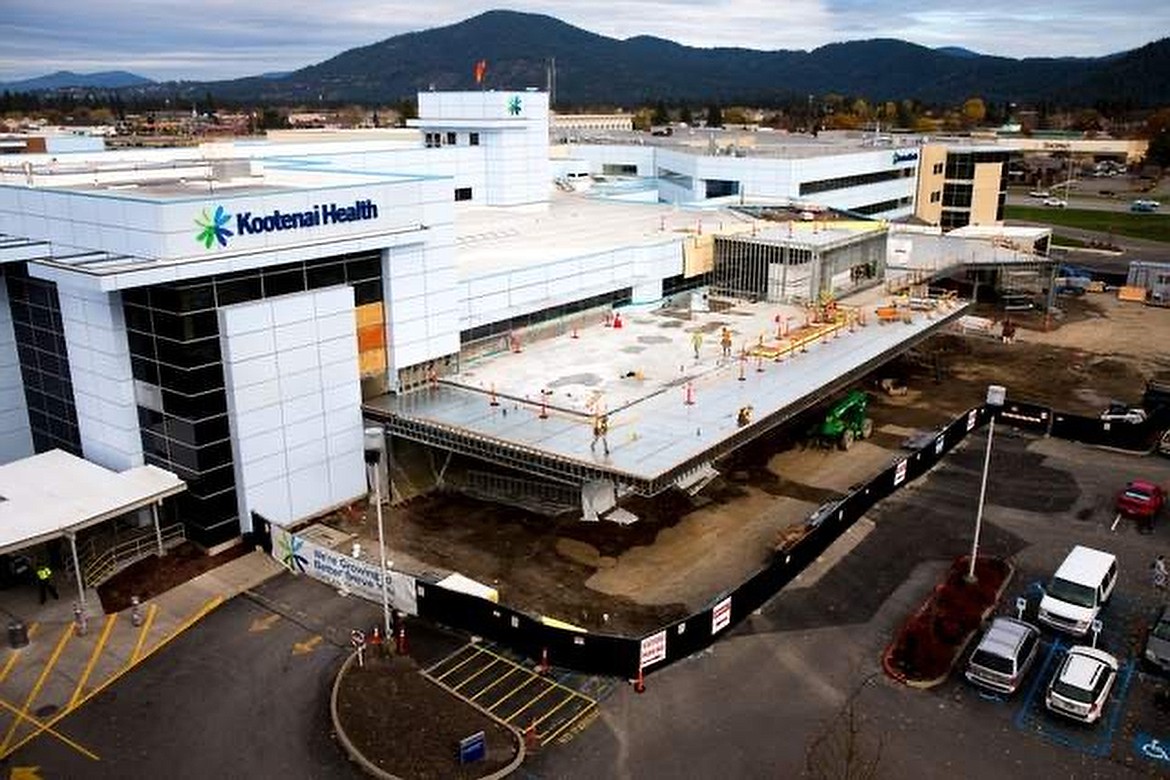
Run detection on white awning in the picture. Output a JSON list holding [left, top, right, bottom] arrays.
[[0, 450, 187, 556]]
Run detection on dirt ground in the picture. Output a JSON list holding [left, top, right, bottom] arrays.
[[326, 293, 1170, 636], [334, 653, 516, 779], [96, 541, 249, 613]]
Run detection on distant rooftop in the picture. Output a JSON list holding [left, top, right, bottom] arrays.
[[454, 191, 760, 277]]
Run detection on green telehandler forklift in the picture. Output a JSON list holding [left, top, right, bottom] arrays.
[[818, 390, 874, 450]]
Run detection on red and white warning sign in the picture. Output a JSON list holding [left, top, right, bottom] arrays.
[[966, 409, 978, 431], [640, 630, 668, 669], [893, 459, 908, 486], [711, 596, 732, 635]]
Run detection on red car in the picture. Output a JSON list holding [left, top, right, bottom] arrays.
[[1116, 480, 1166, 532]]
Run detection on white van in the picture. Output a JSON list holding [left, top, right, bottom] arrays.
[[1037, 546, 1118, 636]]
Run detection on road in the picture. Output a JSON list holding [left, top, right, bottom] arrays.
[[5, 574, 463, 779]]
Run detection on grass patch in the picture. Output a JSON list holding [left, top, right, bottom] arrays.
[[1006, 205, 1170, 243], [1051, 234, 1088, 248]]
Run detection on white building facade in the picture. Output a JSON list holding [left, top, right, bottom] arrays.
[[0, 90, 935, 547]]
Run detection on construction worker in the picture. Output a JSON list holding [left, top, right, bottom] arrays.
[[36, 562, 58, 604], [591, 414, 610, 456], [720, 327, 733, 358], [690, 331, 703, 360]]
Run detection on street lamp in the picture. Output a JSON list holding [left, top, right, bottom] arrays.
[[364, 443, 392, 641], [968, 384, 1006, 583]]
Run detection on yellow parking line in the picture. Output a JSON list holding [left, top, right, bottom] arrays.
[[484, 671, 537, 711], [541, 701, 597, 745], [502, 682, 556, 723], [150, 595, 224, 655], [128, 603, 158, 665], [472, 668, 521, 701], [0, 623, 39, 684], [476, 644, 595, 705], [0, 623, 72, 754], [457, 658, 501, 693], [69, 613, 117, 710], [3, 595, 226, 761], [531, 693, 576, 732], [425, 643, 477, 674], [0, 695, 99, 761], [434, 646, 486, 682]]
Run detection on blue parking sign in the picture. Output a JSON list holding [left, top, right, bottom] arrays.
[[459, 731, 486, 764]]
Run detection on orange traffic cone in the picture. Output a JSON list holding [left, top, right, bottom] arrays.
[[634, 666, 646, 694]]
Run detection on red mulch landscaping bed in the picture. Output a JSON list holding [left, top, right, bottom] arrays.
[[96, 541, 250, 613], [335, 653, 517, 779], [883, 556, 1012, 685]]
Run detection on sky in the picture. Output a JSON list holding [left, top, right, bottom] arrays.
[[0, 1, 1165, 83]]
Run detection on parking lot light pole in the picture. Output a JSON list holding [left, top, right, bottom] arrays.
[[364, 446, 392, 641], [968, 385, 1006, 583]]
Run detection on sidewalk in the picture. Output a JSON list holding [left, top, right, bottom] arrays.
[[0, 550, 282, 759]]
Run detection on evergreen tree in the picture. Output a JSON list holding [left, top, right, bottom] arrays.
[[706, 103, 723, 128]]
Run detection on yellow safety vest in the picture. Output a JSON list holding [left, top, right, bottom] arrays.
[[36, 566, 51, 581]]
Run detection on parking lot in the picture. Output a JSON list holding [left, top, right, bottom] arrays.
[[530, 430, 1170, 778]]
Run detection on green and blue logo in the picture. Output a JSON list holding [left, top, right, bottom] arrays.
[[195, 205, 233, 249], [278, 532, 308, 574], [507, 95, 522, 116]]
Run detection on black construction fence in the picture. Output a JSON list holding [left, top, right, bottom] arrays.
[[276, 396, 1164, 680], [401, 404, 992, 680]]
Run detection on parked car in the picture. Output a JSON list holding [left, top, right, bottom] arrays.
[[1144, 605, 1170, 673], [1116, 479, 1165, 531], [1045, 645, 1119, 723], [1044, 197, 1068, 208], [1099, 403, 1148, 424], [1037, 546, 1118, 636], [1029, 189, 1051, 198], [966, 617, 1042, 694]]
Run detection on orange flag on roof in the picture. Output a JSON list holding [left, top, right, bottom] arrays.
[[474, 59, 487, 85]]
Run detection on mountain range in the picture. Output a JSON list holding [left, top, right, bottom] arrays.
[[0, 70, 153, 92], [9, 11, 1170, 107]]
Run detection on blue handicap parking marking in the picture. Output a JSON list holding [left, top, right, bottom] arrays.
[[1134, 732, 1170, 766], [1013, 638, 1138, 758]]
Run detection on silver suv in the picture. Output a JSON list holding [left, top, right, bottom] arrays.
[[965, 617, 1041, 694]]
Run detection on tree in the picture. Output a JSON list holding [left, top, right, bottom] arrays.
[[1144, 108, 1170, 168], [651, 100, 669, 126], [257, 108, 287, 130], [705, 103, 723, 128], [962, 97, 987, 126], [679, 104, 693, 126]]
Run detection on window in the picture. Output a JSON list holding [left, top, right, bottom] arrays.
[[930, 191, 941, 203], [799, 168, 908, 196], [933, 162, 944, 175], [454, 187, 473, 202], [424, 132, 440, 148], [446, 132, 457, 146], [469, 133, 479, 146]]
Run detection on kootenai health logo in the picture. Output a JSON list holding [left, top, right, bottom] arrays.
[[195, 205, 233, 249], [507, 95, 522, 116]]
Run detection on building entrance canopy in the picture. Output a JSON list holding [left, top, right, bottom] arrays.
[[0, 450, 186, 612]]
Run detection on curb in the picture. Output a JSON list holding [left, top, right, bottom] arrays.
[[882, 559, 1016, 689], [330, 651, 525, 780]]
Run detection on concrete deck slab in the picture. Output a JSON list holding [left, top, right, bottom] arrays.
[[366, 288, 970, 488]]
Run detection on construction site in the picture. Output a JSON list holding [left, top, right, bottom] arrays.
[[328, 220, 1168, 637]]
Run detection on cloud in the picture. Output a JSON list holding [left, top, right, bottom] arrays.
[[0, 0, 1165, 83]]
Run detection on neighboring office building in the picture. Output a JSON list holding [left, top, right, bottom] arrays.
[[562, 135, 921, 219], [915, 145, 1009, 231]]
